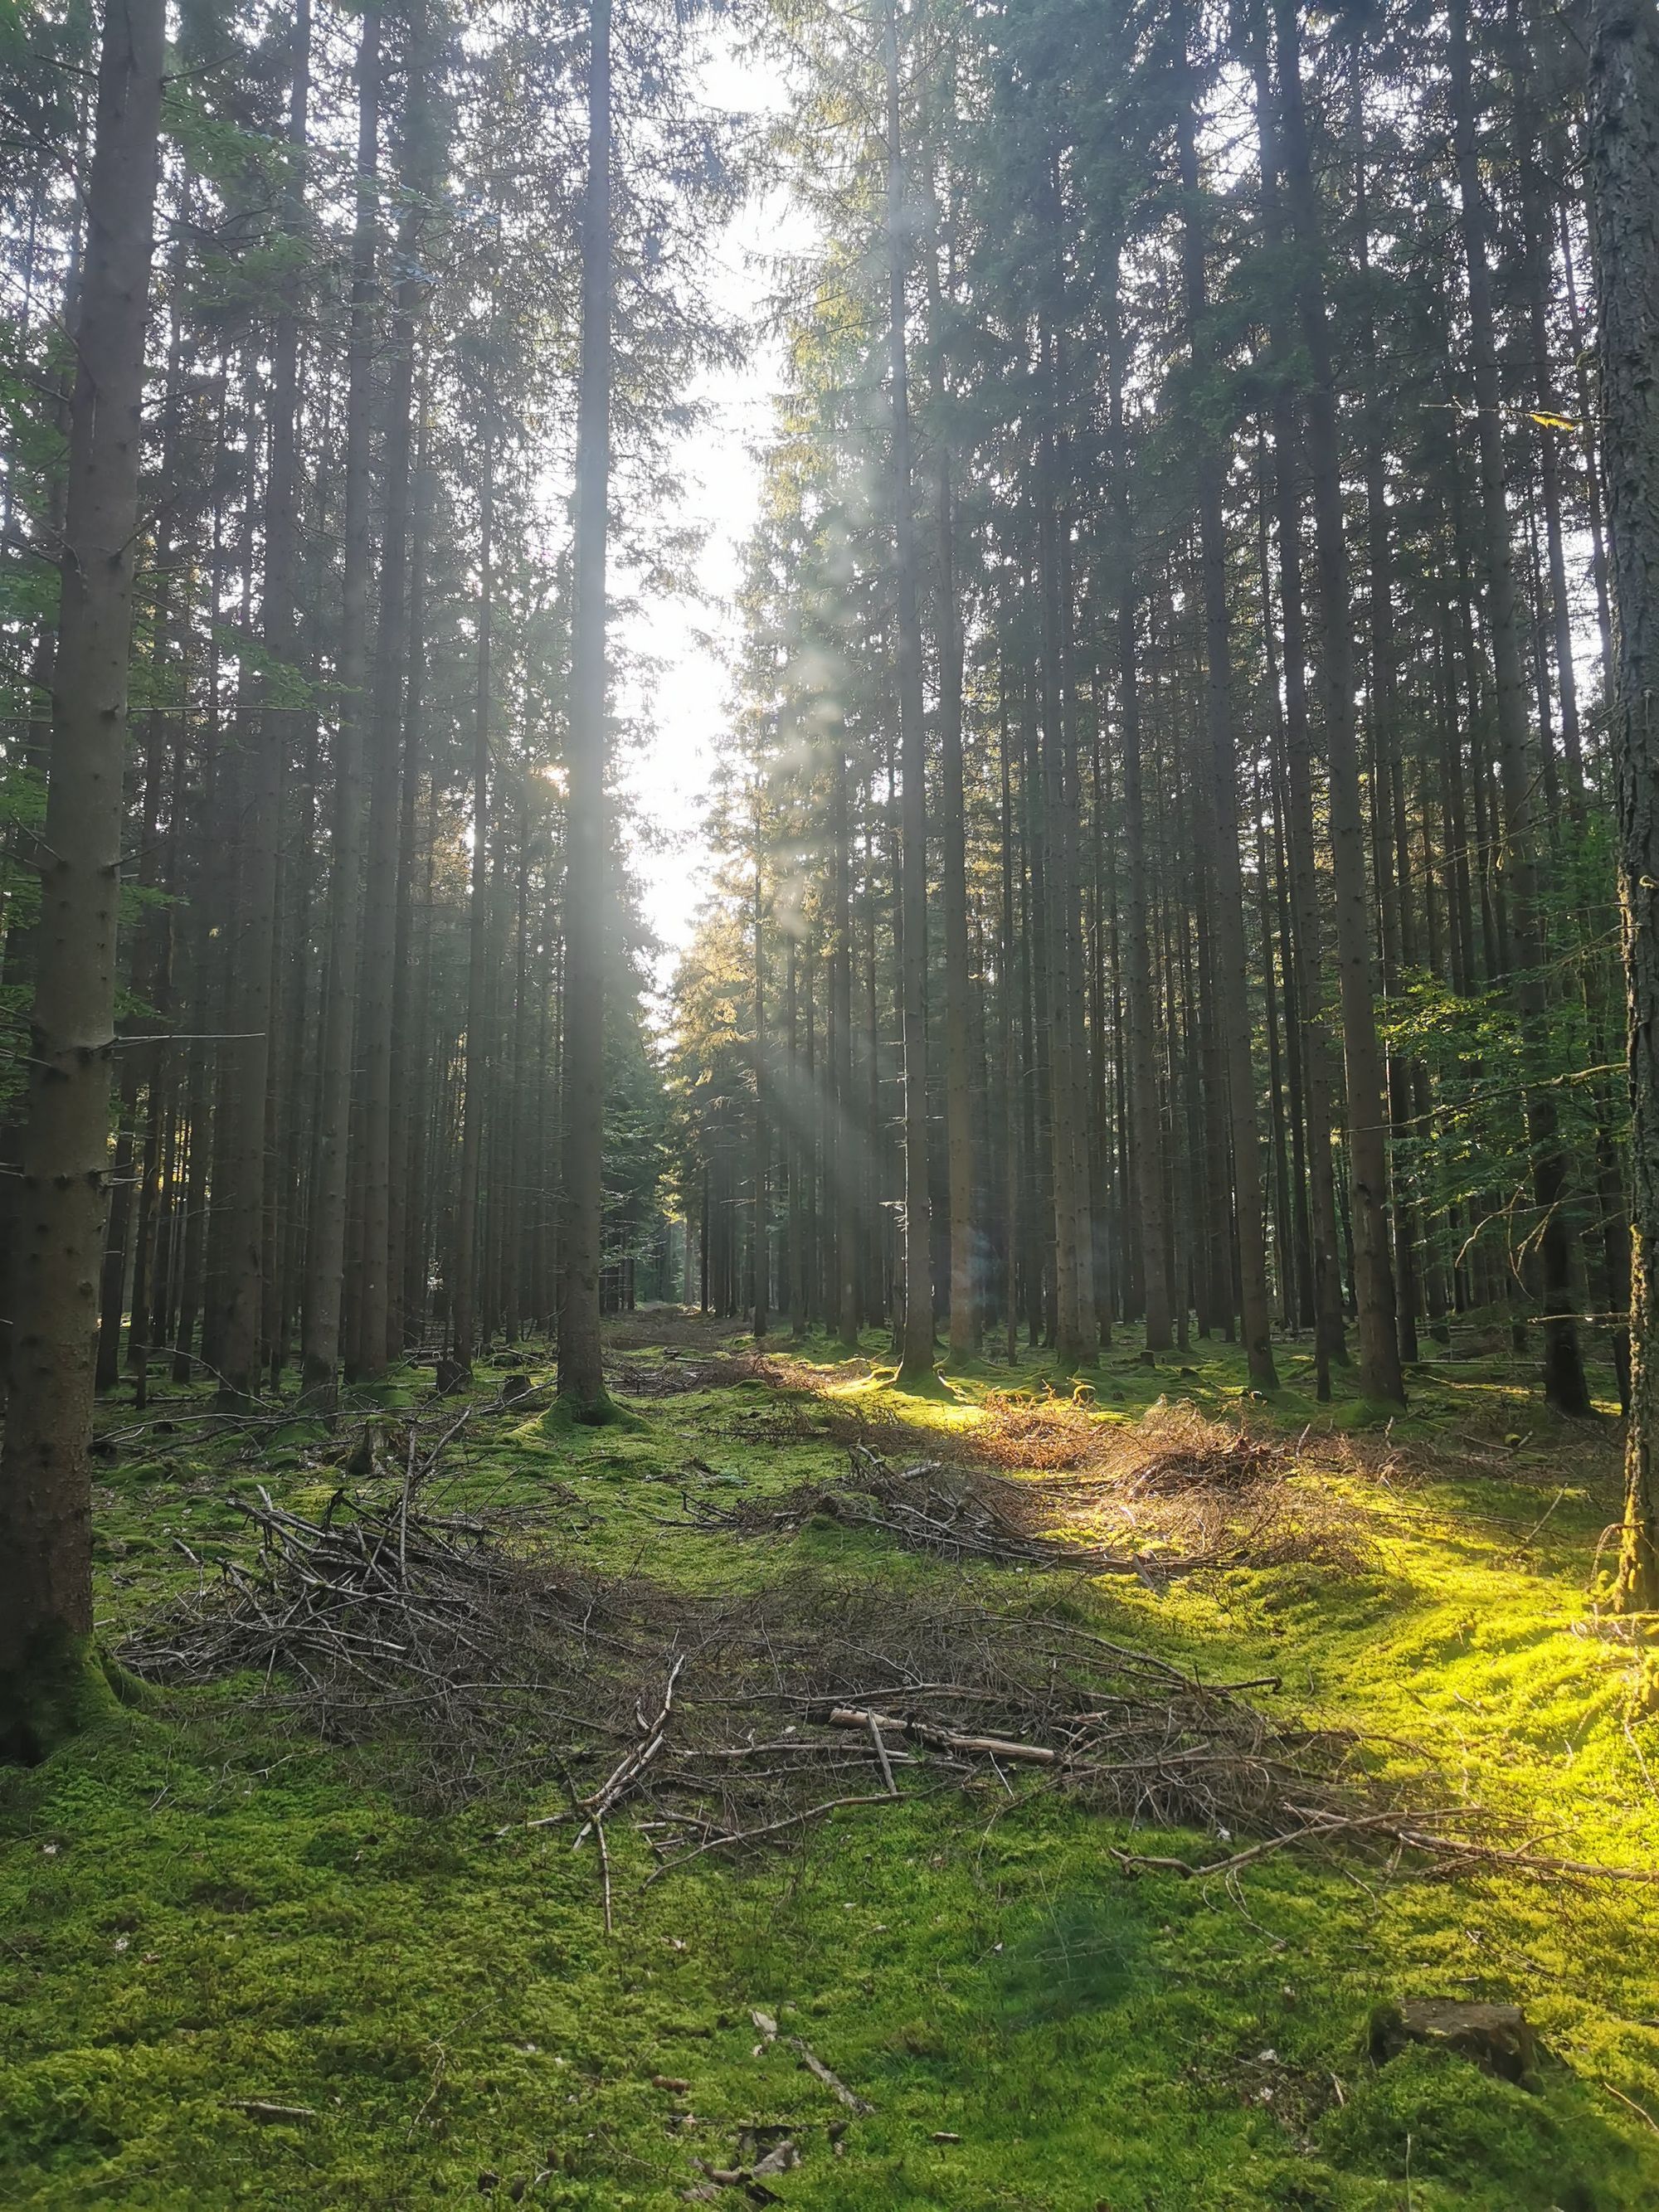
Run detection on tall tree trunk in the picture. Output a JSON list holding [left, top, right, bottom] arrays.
[[1589, 0, 1659, 1605], [1107, 249, 1172, 1353], [451, 431, 493, 1381], [1272, 0, 1404, 1407], [788, 931, 808, 1337], [752, 848, 768, 1339], [355, 2, 431, 1383], [831, 715, 859, 1345], [1267, 420, 1345, 1388], [95, 292, 182, 1395], [1038, 378, 1099, 1368], [999, 695, 1022, 1362], [389, 411, 433, 1353], [556, 0, 614, 1417], [1175, 12, 1278, 1391], [1351, 49, 1423, 1372], [0, 0, 165, 1750], [925, 189, 975, 1366], [218, 0, 311, 1404], [0, 75, 90, 1406], [301, 8, 381, 1408], [884, 0, 934, 1386], [1448, 0, 1589, 1414]]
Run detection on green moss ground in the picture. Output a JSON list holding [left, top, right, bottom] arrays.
[[5, 1318, 1659, 2209]]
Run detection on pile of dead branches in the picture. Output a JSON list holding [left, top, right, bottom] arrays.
[[607, 1351, 781, 1399], [1117, 1419, 1290, 1495], [681, 1441, 1180, 1579], [121, 1484, 1365, 1853], [1069, 1409, 1378, 1575], [815, 1386, 1103, 1472], [683, 1427, 1374, 1580], [122, 1482, 1659, 1903], [124, 1483, 644, 1802]]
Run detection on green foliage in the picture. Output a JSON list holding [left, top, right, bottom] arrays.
[[1381, 947, 1627, 1276], [604, 997, 672, 1276]]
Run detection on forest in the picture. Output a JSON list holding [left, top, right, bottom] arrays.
[[2, 0, 1659, 2205]]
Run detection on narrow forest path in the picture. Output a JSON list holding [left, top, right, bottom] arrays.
[[3, 1317, 1658, 2210]]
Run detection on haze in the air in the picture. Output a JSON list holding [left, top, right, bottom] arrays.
[[2, 4, 1659, 2205], [620, 22, 806, 996]]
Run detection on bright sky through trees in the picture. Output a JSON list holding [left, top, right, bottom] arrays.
[[618, 26, 805, 997]]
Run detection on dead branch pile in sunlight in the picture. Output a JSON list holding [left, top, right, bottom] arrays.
[[680, 1441, 1182, 1580], [1071, 1407, 1380, 1576], [955, 1385, 1119, 1470], [119, 1486, 1368, 1865], [815, 1385, 1106, 1472], [122, 1464, 1659, 1907], [1111, 1412, 1289, 1494], [685, 1413, 1377, 1579]]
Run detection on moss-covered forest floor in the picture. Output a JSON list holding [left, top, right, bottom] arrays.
[[6, 1315, 1659, 2210]]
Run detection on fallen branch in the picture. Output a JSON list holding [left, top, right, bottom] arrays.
[[577, 1655, 685, 1834], [1600, 2079, 1659, 2137], [789, 2038, 873, 2115], [1111, 1806, 1659, 1888], [647, 1791, 922, 1878], [827, 1705, 1058, 1766]]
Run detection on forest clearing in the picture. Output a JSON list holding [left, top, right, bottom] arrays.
[[4, 0, 1659, 2204], [6, 1314, 1659, 2209]]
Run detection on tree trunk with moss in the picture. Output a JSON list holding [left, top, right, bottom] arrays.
[[0, 0, 165, 1757]]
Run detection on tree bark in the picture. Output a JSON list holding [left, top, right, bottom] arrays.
[[752, 847, 768, 1339], [1038, 392, 1099, 1368], [556, 0, 614, 1417], [389, 409, 434, 1353], [300, 8, 381, 1408], [355, 2, 431, 1383], [0, 0, 165, 1750], [1272, 0, 1404, 1407], [1175, 12, 1278, 1391], [883, 0, 935, 1387], [1107, 248, 1172, 1353], [830, 710, 860, 1344], [218, 0, 311, 1405], [925, 181, 975, 1366], [452, 430, 493, 1380], [1589, 0, 1659, 1605], [1448, 0, 1589, 1415]]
